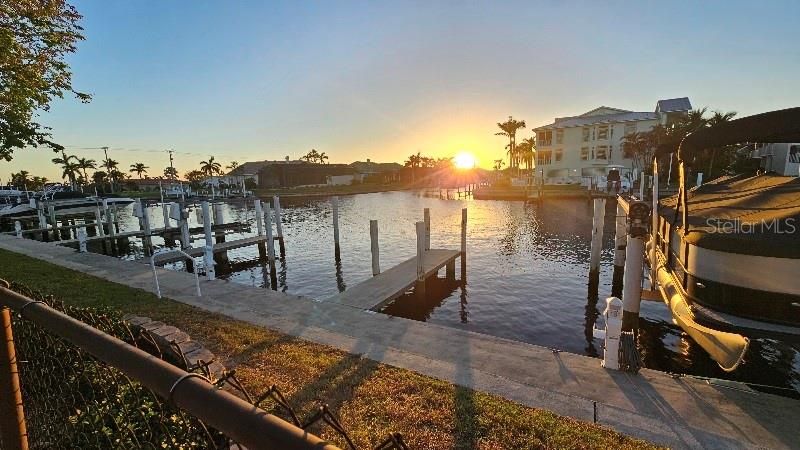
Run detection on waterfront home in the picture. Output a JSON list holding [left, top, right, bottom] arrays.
[[532, 97, 692, 183]]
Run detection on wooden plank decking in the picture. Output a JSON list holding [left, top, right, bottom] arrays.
[[325, 248, 461, 310]]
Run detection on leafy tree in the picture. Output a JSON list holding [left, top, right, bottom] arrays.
[[199, 156, 221, 176], [0, 0, 91, 161], [129, 162, 149, 179], [435, 157, 453, 169], [226, 161, 239, 172], [404, 152, 423, 181], [184, 169, 205, 183], [29, 175, 47, 190], [318, 151, 328, 164], [496, 116, 526, 174], [91, 170, 107, 184], [163, 166, 179, 179]]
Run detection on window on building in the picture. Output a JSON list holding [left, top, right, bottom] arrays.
[[555, 148, 563, 162], [537, 150, 552, 165], [582, 127, 590, 142], [595, 145, 608, 160], [580, 147, 590, 160], [624, 123, 637, 135], [537, 130, 552, 146], [555, 129, 564, 145], [597, 125, 609, 140]]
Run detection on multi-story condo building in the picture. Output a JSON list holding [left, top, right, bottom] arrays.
[[532, 97, 691, 182]]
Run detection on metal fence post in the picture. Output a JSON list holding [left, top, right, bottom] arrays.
[[0, 297, 28, 450]]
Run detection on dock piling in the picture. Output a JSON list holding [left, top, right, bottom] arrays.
[[264, 202, 278, 289], [212, 203, 229, 266], [423, 208, 431, 251], [273, 196, 285, 257], [588, 198, 606, 293], [370, 219, 380, 276], [254, 200, 267, 260], [461, 208, 467, 282], [332, 196, 341, 260], [650, 160, 659, 290], [13, 221, 21, 238], [611, 203, 627, 297], [415, 221, 426, 299]]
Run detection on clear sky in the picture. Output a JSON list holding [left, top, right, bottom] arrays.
[[5, 0, 800, 181]]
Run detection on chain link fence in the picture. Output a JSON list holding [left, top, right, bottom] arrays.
[[0, 281, 409, 449]]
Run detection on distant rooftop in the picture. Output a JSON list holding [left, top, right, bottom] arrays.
[[534, 97, 691, 130], [228, 159, 304, 176]]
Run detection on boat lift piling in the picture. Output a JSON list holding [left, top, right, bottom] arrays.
[[415, 221, 426, 299], [264, 202, 278, 289], [423, 208, 431, 251], [254, 199, 267, 260], [611, 203, 627, 297]]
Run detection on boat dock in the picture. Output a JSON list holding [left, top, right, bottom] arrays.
[[325, 249, 461, 310], [1, 232, 798, 449]]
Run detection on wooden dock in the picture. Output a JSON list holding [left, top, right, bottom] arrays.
[[325, 249, 461, 310]]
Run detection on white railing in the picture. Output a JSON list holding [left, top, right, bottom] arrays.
[[149, 249, 202, 298]]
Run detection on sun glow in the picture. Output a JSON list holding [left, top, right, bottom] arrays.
[[453, 151, 476, 169]]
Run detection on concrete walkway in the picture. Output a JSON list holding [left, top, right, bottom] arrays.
[[1, 234, 798, 449]]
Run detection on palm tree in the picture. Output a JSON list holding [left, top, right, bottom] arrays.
[[318, 151, 328, 164], [496, 116, 526, 174], [76, 158, 96, 182], [92, 171, 107, 185], [10, 170, 30, 187], [404, 152, 423, 181], [102, 157, 119, 192], [705, 110, 737, 177], [226, 161, 240, 172], [129, 162, 149, 179], [199, 156, 222, 176], [30, 176, 48, 191], [163, 166, 179, 180], [302, 149, 321, 163], [517, 137, 536, 173], [52, 152, 79, 188]]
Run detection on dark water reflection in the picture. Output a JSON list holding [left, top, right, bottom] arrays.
[[110, 191, 799, 395]]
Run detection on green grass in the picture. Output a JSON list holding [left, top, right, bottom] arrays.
[[0, 248, 661, 449]]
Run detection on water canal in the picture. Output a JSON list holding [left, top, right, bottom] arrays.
[[112, 190, 800, 396]]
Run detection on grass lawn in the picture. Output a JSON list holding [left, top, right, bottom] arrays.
[[0, 248, 660, 449]]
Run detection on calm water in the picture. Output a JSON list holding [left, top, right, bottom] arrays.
[[111, 191, 799, 395]]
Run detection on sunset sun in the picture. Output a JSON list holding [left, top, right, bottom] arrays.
[[453, 151, 476, 169]]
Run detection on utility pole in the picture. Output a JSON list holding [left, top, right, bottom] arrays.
[[167, 149, 176, 181], [101, 146, 112, 193]]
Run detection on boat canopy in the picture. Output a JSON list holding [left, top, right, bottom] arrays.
[[656, 107, 800, 159]]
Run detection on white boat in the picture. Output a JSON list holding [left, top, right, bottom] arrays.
[[0, 185, 134, 221]]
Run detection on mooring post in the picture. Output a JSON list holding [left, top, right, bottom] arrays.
[[638, 173, 645, 199], [370, 219, 380, 276], [622, 233, 645, 332], [140, 203, 153, 256], [415, 221, 426, 299], [611, 202, 627, 297], [264, 202, 278, 289], [93, 206, 104, 237], [254, 199, 267, 260], [13, 221, 22, 238], [332, 196, 341, 260], [696, 172, 703, 187], [461, 207, 467, 282], [201, 201, 215, 281], [48, 204, 58, 241], [273, 196, 285, 257], [36, 203, 47, 241], [0, 304, 29, 450], [588, 198, 606, 293], [423, 208, 431, 251], [77, 227, 88, 253], [162, 201, 171, 231]]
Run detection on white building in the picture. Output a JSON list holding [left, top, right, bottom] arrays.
[[532, 97, 691, 183]]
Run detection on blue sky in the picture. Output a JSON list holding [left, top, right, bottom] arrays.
[[5, 0, 800, 180]]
